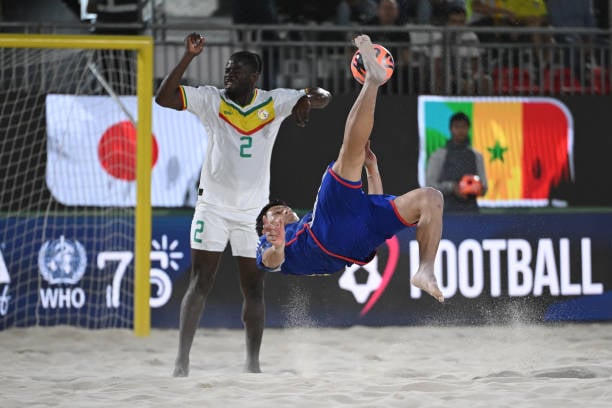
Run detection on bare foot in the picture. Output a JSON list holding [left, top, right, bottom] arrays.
[[411, 267, 444, 303], [353, 34, 386, 85], [172, 360, 189, 377]]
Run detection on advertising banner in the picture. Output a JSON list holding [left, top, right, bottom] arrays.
[[1, 212, 610, 329], [238, 212, 612, 327], [418, 96, 574, 207], [0, 215, 191, 328]]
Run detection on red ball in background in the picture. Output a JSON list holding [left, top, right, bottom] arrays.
[[459, 174, 483, 196], [350, 44, 395, 85]]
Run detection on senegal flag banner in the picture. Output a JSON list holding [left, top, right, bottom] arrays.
[[418, 96, 574, 207]]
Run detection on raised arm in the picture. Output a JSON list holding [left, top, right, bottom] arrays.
[[155, 33, 205, 110], [364, 140, 383, 195], [291, 87, 332, 127]]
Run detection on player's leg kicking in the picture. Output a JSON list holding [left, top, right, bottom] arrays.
[[332, 34, 388, 182], [333, 35, 444, 302]]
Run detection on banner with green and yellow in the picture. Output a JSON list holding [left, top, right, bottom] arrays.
[[418, 96, 574, 207]]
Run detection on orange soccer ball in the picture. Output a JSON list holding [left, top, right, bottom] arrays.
[[350, 44, 395, 85], [459, 174, 483, 196]]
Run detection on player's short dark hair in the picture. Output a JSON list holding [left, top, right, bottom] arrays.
[[256, 199, 288, 237], [450, 112, 471, 128], [229, 51, 263, 74]]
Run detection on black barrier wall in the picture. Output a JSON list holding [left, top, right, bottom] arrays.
[[270, 95, 612, 209], [1, 94, 610, 212], [270, 95, 420, 210]]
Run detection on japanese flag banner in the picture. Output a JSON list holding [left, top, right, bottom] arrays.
[[46, 94, 207, 207]]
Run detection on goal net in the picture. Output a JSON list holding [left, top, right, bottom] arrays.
[[0, 35, 153, 335]]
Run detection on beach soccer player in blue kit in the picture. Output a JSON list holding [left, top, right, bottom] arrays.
[[255, 35, 445, 303]]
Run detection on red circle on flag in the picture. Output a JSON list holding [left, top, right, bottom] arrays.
[[97, 121, 159, 181]]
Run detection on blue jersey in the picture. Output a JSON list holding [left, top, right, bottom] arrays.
[[256, 213, 350, 275], [256, 164, 414, 275]]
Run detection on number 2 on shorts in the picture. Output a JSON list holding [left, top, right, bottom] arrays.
[[193, 220, 204, 243], [240, 136, 252, 158]]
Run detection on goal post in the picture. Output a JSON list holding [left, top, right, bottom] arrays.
[[0, 34, 153, 336]]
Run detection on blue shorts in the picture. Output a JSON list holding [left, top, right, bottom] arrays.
[[309, 164, 413, 264]]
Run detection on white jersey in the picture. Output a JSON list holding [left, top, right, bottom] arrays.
[[181, 85, 305, 211]]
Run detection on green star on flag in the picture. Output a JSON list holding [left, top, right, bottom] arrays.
[[487, 140, 508, 163]]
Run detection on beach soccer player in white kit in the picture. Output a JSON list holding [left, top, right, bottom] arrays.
[[155, 32, 331, 376]]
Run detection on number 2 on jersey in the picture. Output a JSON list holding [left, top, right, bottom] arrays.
[[240, 136, 252, 158]]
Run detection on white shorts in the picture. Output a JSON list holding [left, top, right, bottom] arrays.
[[190, 200, 260, 258]]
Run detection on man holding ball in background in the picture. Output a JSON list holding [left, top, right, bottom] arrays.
[[426, 112, 488, 213], [155, 32, 331, 376]]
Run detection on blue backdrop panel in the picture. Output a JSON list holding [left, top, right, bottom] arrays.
[[0, 212, 610, 329]]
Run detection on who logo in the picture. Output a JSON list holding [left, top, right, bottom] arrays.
[[37, 236, 88, 309]]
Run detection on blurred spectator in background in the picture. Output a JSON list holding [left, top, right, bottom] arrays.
[[87, 0, 142, 94], [468, 1, 550, 68], [233, 0, 280, 89], [500, 0, 547, 27], [468, 0, 515, 26], [334, 0, 378, 83], [467, 0, 515, 42], [433, 4, 492, 94], [414, 0, 434, 24], [593, 0, 609, 29], [336, 0, 378, 25], [547, 1, 597, 44], [277, 0, 338, 24], [499, 0, 550, 67], [87, 0, 141, 34], [547, 0, 597, 35], [547, 0, 598, 78], [364, 0, 412, 93], [404, 0, 467, 25], [426, 112, 487, 213], [233, 0, 279, 27]]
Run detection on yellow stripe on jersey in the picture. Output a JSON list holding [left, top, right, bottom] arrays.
[[179, 86, 188, 110], [218, 96, 276, 135]]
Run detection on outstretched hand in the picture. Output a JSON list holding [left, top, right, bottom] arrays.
[[292, 96, 311, 127], [262, 215, 286, 249], [184, 32, 205, 57]]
